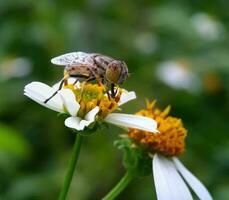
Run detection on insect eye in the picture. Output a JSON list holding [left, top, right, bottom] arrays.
[[106, 61, 122, 84]]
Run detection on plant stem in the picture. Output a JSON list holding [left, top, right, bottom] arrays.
[[102, 171, 134, 200], [59, 134, 83, 200]]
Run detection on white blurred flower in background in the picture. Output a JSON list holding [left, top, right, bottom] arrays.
[[0, 57, 32, 81], [191, 12, 224, 41], [156, 60, 202, 93], [133, 32, 158, 55]]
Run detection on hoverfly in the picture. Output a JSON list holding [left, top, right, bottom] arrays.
[[44, 52, 129, 103]]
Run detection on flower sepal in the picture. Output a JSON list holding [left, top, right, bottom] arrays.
[[114, 136, 152, 177]]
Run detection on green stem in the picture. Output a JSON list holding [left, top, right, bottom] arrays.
[[59, 134, 83, 200], [102, 171, 134, 200]]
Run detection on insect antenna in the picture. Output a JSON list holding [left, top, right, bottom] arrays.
[[127, 72, 132, 77]]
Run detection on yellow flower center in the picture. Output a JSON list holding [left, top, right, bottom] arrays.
[[64, 83, 121, 118], [128, 100, 187, 156]]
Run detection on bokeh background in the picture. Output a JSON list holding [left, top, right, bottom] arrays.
[[0, 0, 229, 199]]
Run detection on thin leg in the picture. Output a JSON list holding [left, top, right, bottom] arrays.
[[44, 78, 65, 103], [89, 68, 103, 85], [101, 78, 105, 85], [73, 79, 79, 85], [106, 89, 111, 100], [84, 77, 96, 83], [44, 74, 95, 104], [114, 86, 118, 96], [71, 75, 96, 85], [69, 74, 89, 85]]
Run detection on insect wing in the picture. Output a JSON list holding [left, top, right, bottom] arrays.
[[51, 52, 91, 66]]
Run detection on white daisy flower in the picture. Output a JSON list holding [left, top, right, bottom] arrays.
[[0, 57, 32, 81], [156, 60, 201, 93], [191, 12, 224, 41], [24, 81, 157, 132], [128, 100, 212, 200]]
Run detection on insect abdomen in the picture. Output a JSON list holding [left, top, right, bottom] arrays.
[[65, 65, 91, 77]]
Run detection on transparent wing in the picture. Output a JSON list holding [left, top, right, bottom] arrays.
[[51, 52, 92, 66]]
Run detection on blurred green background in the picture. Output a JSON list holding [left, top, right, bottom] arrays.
[[0, 0, 229, 199]]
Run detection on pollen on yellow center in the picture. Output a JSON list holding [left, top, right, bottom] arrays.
[[64, 83, 121, 118], [128, 100, 187, 157]]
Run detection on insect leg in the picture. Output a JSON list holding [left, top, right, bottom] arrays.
[[89, 68, 103, 85], [85, 77, 96, 82], [69, 74, 89, 85], [106, 88, 111, 100], [44, 78, 65, 103], [114, 86, 119, 96]]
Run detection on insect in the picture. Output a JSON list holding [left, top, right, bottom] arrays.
[[44, 52, 129, 103]]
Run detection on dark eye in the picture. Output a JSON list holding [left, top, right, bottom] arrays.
[[106, 62, 121, 84]]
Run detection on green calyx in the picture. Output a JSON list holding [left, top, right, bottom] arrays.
[[114, 136, 152, 177]]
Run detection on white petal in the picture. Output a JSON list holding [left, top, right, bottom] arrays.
[[64, 106, 98, 131], [65, 116, 94, 131], [104, 113, 158, 133], [52, 77, 80, 90], [65, 117, 84, 130], [84, 106, 100, 121], [153, 154, 193, 200], [118, 91, 136, 106], [24, 82, 63, 112], [52, 80, 62, 90], [59, 89, 80, 116], [173, 157, 213, 200]]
